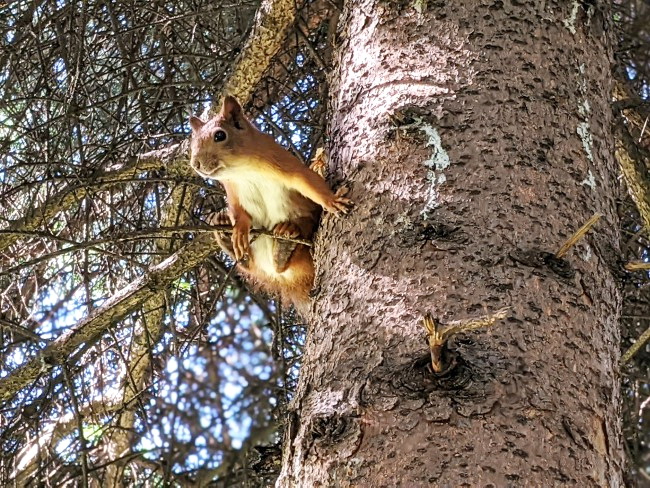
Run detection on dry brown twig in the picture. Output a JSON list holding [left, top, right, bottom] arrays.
[[622, 326, 650, 365], [555, 213, 602, 259], [421, 307, 510, 373], [625, 261, 650, 271]]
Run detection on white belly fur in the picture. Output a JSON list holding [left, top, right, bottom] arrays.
[[224, 176, 301, 278], [227, 176, 295, 229], [250, 236, 278, 276]]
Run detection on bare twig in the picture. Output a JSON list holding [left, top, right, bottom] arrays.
[[0, 225, 313, 247], [0, 317, 47, 343], [555, 213, 602, 259], [0, 225, 313, 277], [622, 325, 650, 365], [625, 261, 650, 271], [421, 307, 510, 373], [0, 156, 166, 254], [0, 234, 221, 403], [62, 365, 90, 488], [639, 115, 649, 143], [180, 262, 239, 357]]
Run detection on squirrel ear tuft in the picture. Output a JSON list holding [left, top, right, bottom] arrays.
[[189, 115, 205, 132], [221, 96, 244, 128]]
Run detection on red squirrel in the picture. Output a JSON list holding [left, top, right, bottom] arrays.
[[189, 96, 351, 312]]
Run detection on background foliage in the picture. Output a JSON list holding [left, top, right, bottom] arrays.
[[1, 0, 650, 486]]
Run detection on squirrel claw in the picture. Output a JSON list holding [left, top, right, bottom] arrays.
[[335, 186, 350, 198], [231, 225, 250, 261], [210, 209, 232, 228], [273, 222, 301, 238], [233, 241, 250, 261], [326, 196, 353, 215]]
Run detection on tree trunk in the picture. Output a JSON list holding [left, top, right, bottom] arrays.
[[279, 1, 624, 486]]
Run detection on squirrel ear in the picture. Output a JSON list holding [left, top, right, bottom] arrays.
[[221, 96, 245, 129], [189, 115, 205, 132]]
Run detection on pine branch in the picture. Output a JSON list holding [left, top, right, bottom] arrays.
[[0, 154, 167, 254], [0, 234, 221, 404]]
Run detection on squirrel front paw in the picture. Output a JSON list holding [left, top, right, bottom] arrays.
[[231, 221, 251, 261], [210, 209, 232, 229], [324, 187, 353, 215]]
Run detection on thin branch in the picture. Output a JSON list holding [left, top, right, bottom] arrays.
[[62, 365, 90, 488], [625, 261, 650, 271], [421, 307, 510, 373], [555, 213, 602, 259], [0, 225, 312, 277], [0, 317, 47, 343], [0, 225, 313, 247], [0, 155, 166, 254], [180, 262, 239, 357], [0, 234, 222, 403], [622, 325, 650, 365]]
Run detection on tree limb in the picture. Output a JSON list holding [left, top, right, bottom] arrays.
[[613, 80, 650, 235], [615, 124, 650, 234], [216, 0, 297, 111], [0, 153, 167, 254], [0, 234, 221, 404]]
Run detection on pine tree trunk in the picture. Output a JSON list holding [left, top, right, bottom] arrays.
[[278, 1, 624, 486]]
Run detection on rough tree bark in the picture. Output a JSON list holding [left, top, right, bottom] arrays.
[[279, 1, 624, 486]]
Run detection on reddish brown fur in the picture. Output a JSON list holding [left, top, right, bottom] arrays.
[[212, 211, 316, 314], [190, 96, 351, 312], [241, 244, 315, 314]]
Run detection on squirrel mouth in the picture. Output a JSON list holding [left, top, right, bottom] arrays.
[[192, 161, 224, 179], [206, 162, 225, 179]]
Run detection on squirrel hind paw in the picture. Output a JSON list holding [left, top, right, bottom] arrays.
[[232, 227, 251, 261], [273, 221, 301, 238]]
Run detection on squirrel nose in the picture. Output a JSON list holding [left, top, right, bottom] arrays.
[[192, 158, 201, 170]]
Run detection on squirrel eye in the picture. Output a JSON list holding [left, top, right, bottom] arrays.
[[214, 130, 227, 142]]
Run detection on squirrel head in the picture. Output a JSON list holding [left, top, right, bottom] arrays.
[[189, 96, 255, 179]]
